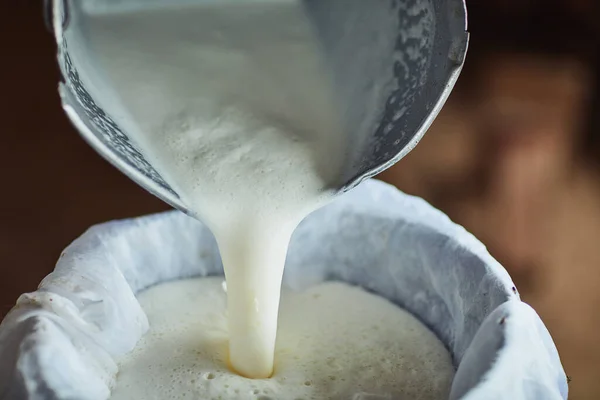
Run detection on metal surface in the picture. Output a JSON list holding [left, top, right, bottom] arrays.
[[50, 0, 468, 215], [347, 0, 469, 190]]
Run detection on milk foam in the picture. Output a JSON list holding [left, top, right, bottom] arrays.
[[79, 0, 403, 380], [110, 278, 455, 400], [82, 1, 344, 378]]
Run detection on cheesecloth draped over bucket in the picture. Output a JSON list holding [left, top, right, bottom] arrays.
[[0, 180, 568, 400]]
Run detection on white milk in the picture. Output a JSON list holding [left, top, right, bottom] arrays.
[[111, 277, 455, 400], [77, 0, 427, 386], [81, 1, 344, 378]]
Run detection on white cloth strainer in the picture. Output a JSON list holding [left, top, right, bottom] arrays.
[[0, 181, 567, 400]]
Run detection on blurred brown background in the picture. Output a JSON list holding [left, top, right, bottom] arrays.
[[1, 0, 599, 399]]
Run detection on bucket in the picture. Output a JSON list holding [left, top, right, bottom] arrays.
[[0, 181, 567, 399]]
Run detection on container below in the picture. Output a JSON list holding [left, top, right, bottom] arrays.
[[0, 180, 567, 400]]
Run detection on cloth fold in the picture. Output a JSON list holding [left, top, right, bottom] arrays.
[[0, 180, 567, 399]]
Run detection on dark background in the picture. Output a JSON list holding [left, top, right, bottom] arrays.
[[2, 1, 600, 399]]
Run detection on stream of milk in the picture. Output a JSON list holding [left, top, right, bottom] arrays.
[[77, 0, 403, 380]]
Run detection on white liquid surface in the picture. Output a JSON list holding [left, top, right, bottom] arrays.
[[81, 2, 345, 378], [111, 277, 455, 400]]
